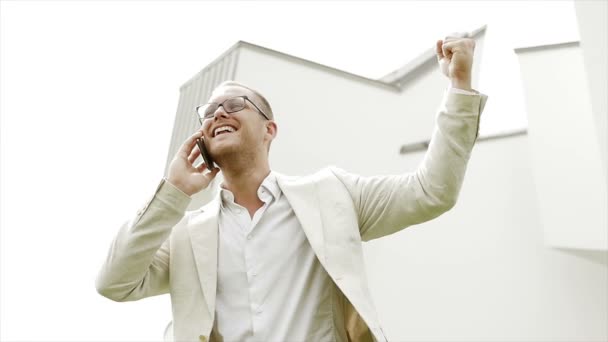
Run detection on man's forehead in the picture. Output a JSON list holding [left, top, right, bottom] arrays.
[[209, 85, 251, 103]]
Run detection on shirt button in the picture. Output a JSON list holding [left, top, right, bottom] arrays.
[[256, 309, 263, 315]]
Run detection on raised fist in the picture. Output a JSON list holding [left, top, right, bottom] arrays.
[[436, 32, 475, 90]]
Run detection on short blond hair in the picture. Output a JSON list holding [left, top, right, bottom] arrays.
[[215, 81, 274, 120]]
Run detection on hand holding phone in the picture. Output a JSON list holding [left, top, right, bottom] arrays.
[[166, 131, 219, 196], [196, 137, 216, 171]]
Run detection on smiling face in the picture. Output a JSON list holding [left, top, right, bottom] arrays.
[[200, 85, 276, 167]]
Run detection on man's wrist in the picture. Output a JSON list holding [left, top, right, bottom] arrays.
[[165, 177, 193, 197], [450, 78, 472, 91]]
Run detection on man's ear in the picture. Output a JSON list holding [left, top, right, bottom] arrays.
[[266, 121, 278, 140]]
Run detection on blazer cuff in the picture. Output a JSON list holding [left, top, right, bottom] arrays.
[[154, 178, 192, 212], [449, 87, 479, 95], [442, 89, 488, 117]]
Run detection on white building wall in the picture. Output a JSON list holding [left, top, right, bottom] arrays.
[[516, 42, 607, 251], [574, 0, 607, 173], [367, 135, 607, 341]]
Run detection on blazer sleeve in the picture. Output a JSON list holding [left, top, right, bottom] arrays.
[[95, 179, 191, 301], [332, 90, 488, 242]]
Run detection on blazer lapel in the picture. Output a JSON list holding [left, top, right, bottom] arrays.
[[276, 173, 327, 265], [187, 198, 221, 318]]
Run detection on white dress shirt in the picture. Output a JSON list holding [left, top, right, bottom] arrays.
[[211, 172, 346, 342]]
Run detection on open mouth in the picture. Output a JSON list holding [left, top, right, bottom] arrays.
[[213, 125, 237, 137]]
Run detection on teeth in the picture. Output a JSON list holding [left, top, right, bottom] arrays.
[[214, 125, 236, 137]]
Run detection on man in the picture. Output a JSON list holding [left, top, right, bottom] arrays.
[[96, 34, 488, 342]]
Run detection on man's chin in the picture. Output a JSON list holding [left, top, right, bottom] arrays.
[[210, 138, 236, 150], [210, 143, 240, 161]]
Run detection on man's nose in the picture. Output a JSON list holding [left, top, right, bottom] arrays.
[[213, 106, 230, 120]]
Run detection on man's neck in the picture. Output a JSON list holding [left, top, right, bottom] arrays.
[[220, 162, 271, 217]]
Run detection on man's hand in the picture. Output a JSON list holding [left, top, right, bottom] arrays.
[[436, 33, 476, 91], [167, 130, 220, 196]]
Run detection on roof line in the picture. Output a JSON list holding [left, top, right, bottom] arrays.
[[236, 41, 400, 92], [399, 128, 527, 155], [180, 25, 486, 92], [379, 25, 487, 85], [179, 40, 243, 91], [514, 40, 579, 54]]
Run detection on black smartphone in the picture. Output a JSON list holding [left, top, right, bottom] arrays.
[[196, 137, 216, 171]]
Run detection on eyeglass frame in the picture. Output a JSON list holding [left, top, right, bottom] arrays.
[[195, 95, 270, 124]]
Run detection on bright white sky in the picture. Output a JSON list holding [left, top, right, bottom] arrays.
[[0, 1, 579, 340]]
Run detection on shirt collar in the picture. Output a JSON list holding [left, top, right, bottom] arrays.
[[219, 171, 281, 208], [259, 171, 281, 202]]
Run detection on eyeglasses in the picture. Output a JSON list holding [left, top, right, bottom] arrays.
[[195, 96, 270, 124]]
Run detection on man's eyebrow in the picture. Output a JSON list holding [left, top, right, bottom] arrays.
[[207, 94, 245, 104]]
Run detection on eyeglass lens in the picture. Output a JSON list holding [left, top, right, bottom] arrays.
[[200, 97, 246, 119]]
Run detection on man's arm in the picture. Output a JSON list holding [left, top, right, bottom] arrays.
[[95, 131, 218, 301], [332, 34, 488, 241], [95, 180, 191, 301]]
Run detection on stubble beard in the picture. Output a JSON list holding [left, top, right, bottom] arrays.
[[212, 135, 260, 171]]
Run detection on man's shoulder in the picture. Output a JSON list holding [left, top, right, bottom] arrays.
[[273, 166, 350, 184]]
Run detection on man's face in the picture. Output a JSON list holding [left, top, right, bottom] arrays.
[[200, 85, 273, 163]]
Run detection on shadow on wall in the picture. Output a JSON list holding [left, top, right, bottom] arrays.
[[164, 321, 172, 341], [555, 248, 608, 266]]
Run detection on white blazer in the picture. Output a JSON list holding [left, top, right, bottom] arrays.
[[96, 91, 488, 342]]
